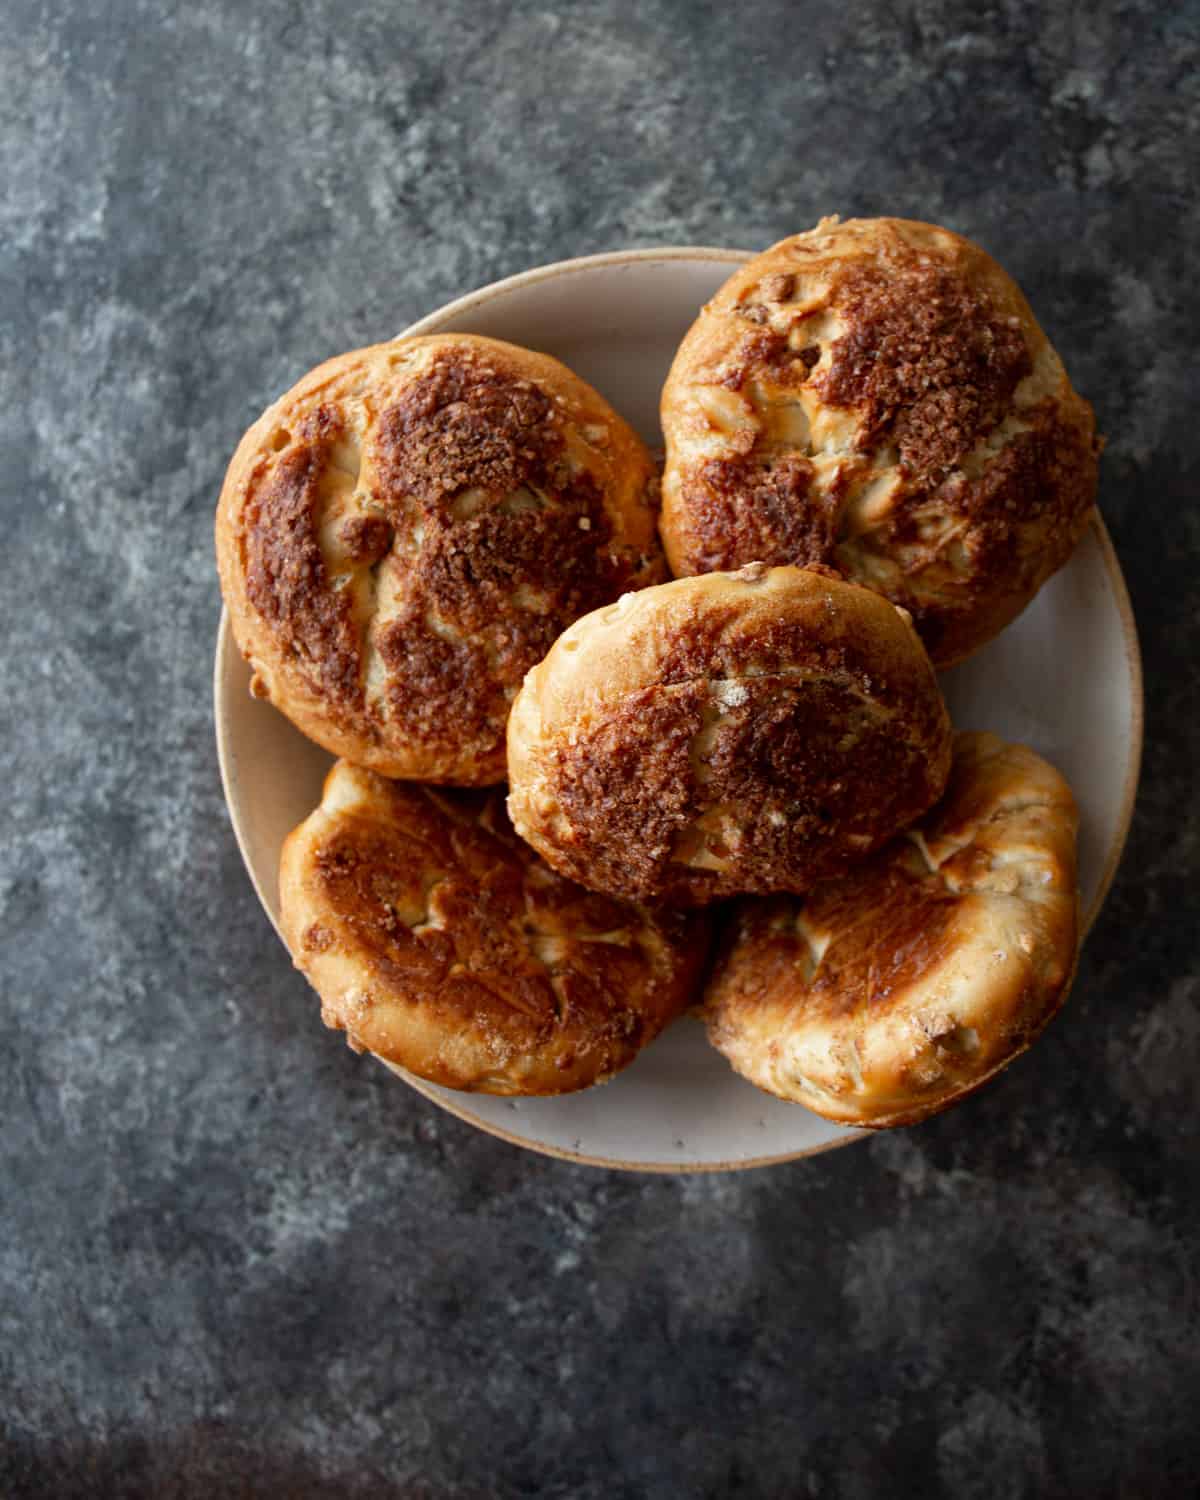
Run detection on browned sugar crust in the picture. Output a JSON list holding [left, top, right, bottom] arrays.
[[217, 334, 665, 785], [506, 565, 953, 907], [702, 732, 1080, 1126], [819, 259, 1032, 470], [279, 761, 707, 1095], [660, 217, 1100, 666]]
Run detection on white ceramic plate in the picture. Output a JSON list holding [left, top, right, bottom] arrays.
[[214, 249, 1143, 1172]]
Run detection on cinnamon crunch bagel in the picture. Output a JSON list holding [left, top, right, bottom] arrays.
[[217, 333, 664, 784], [280, 761, 707, 1095], [702, 732, 1080, 1126], [660, 217, 1100, 666], [507, 564, 952, 907]]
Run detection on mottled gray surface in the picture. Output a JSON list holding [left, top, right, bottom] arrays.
[[2, 1, 1198, 1495]]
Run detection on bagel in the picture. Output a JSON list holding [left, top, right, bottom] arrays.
[[280, 760, 706, 1094], [702, 732, 1080, 1126], [506, 563, 952, 906], [660, 217, 1100, 665], [217, 333, 664, 784]]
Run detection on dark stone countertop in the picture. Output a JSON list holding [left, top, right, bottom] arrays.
[[2, 2, 1197, 1496]]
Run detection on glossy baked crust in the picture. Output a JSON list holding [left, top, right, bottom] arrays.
[[279, 761, 707, 1095], [660, 217, 1100, 666], [506, 564, 952, 907], [216, 333, 664, 785], [702, 732, 1080, 1126]]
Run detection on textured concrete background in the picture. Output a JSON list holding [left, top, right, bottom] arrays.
[[2, 1, 1198, 1495]]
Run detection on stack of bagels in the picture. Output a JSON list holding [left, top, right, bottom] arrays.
[[216, 217, 1097, 1128]]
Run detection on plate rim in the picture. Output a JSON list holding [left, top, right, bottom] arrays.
[[213, 244, 1144, 1174]]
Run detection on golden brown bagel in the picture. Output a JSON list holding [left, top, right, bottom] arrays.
[[279, 760, 707, 1095], [506, 563, 952, 907], [660, 217, 1100, 666], [217, 333, 664, 785], [702, 732, 1080, 1126]]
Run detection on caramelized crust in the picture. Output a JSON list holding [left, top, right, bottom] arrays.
[[279, 761, 707, 1095], [702, 733, 1080, 1126], [660, 217, 1101, 666], [506, 565, 952, 907], [216, 334, 665, 784]]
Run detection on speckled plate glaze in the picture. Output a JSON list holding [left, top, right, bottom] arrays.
[[215, 248, 1143, 1172]]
